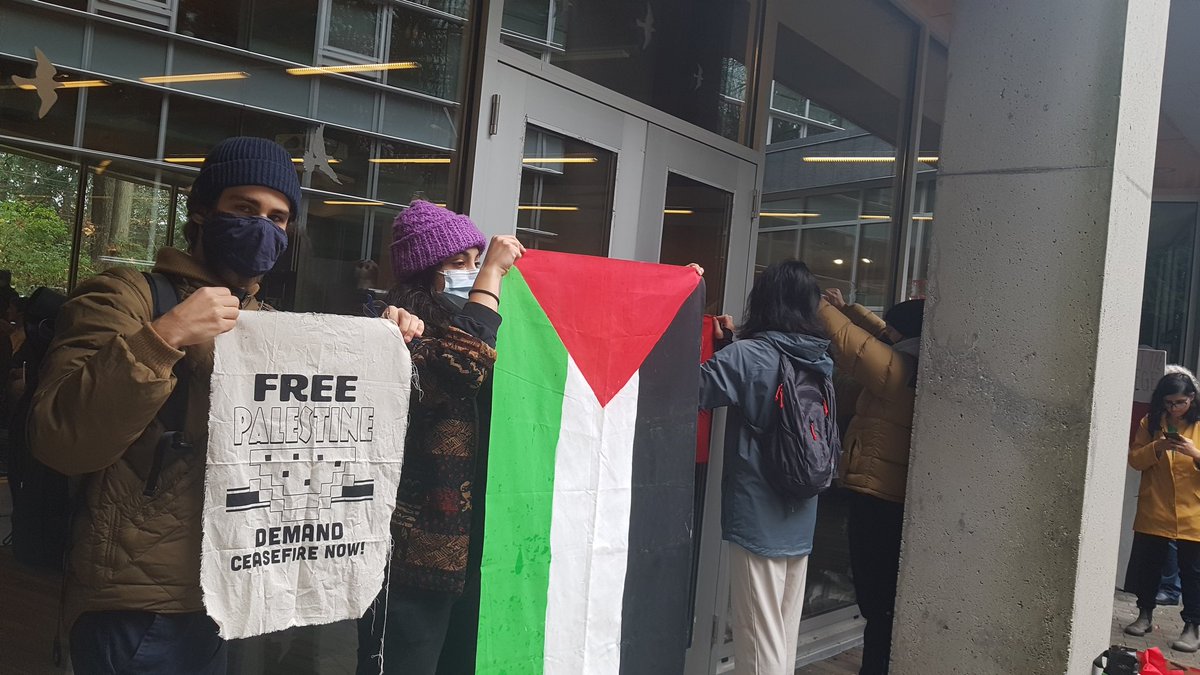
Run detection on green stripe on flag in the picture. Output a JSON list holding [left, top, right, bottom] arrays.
[[477, 267, 568, 675]]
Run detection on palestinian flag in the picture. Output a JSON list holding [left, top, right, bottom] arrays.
[[478, 250, 704, 675]]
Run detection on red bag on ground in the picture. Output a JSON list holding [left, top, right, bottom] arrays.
[[1140, 647, 1185, 675]]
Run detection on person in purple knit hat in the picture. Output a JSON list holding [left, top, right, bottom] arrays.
[[358, 200, 523, 675]]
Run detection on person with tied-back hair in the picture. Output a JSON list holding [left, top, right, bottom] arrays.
[[1123, 367, 1200, 653]]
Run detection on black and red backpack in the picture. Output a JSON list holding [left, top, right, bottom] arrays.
[[759, 351, 841, 503]]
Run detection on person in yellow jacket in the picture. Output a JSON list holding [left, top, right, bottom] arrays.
[[817, 289, 923, 675], [1123, 368, 1200, 652]]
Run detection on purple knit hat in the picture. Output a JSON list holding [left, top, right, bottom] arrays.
[[390, 200, 487, 279]]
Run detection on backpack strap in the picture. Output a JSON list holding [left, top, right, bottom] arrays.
[[140, 272, 192, 496], [143, 271, 180, 320]]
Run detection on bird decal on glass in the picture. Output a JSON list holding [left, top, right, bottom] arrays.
[[11, 47, 61, 119], [303, 124, 342, 185], [636, 4, 655, 50]]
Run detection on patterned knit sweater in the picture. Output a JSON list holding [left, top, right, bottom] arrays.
[[390, 303, 498, 595]]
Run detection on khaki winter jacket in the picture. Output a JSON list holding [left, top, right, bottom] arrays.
[[1130, 417, 1200, 542], [30, 247, 262, 625], [818, 301, 917, 503]]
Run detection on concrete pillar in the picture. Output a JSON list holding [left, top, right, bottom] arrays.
[[892, 2, 1170, 673]]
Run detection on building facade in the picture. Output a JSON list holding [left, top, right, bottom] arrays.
[[0, 0, 1192, 672]]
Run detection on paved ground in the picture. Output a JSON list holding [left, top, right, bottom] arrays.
[[796, 593, 1200, 674], [4, 479, 1200, 675], [1112, 590, 1200, 669]]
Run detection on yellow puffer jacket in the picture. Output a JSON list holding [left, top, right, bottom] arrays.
[[818, 302, 917, 503], [31, 247, 263, 625], [1130, 417, 1200, 542]]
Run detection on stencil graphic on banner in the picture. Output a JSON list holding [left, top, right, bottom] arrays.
[[203, 312, 411, 640]]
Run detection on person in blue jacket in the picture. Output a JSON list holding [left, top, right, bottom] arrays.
[[699, 260, 833, 675]]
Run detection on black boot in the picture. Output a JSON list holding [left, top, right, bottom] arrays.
[[1124, 608, 1153, 636], [1173, 623, 1200, 652]]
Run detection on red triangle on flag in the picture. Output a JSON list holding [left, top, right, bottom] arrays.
[[517, 250, 703, 407]]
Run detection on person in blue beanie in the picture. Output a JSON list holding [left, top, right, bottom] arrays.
[[29, 137, 422, 675]]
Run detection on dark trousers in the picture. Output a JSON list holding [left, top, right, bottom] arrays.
[[357, 586, 456, 675], [847, 491, 904, 675], [70, 610, 226, 675], [1126, 533, 1200, 624]]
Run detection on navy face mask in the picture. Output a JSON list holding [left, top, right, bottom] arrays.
[[201, 212, 289, 278]]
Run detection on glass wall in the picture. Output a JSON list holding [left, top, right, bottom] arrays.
[[0, 2, 481, 672], [755, 0, 946, 631], [759, 0, 919, 318], [1140, 202, 1200, 367], [0, 0, 478, 312], [0, 148, 80, 294], [499, 0, 762, 144]]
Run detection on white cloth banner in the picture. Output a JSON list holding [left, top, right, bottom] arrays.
[[202, 312, 411, 639]]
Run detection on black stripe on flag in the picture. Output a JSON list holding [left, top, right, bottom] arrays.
[[620, 282, 704, 675]]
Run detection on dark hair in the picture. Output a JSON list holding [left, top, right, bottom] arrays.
[[386, 266, 454, 335], [884, 299, 925, 340], [738, 260, 824, 339], [1148, 372, 1200, 436]]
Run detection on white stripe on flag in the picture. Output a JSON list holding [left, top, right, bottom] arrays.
[[544, 357, 639, 675]]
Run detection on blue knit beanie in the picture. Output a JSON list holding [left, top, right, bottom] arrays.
[[187, 137, 303, 220]]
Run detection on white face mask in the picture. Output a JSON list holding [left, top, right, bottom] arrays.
[[442, 268, 479, 300]]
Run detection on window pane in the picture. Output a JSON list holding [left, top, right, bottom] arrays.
[[771, 82, 807, 117], [90, 22, 167, 79], [0, 55, 80, 148], [755, 228, 799, 275], [328, 0, 381, 57], [905, 39, 947, 300], [0, 147, 79, 294], [374, 145, 454, 206], [515, 127, 615, 256], [804, 191, 861, 225], [658, 173, 732, 314], [177, 0, 320, 65], [83, 169, 172, 275], [799, 225, 855, 296], [770, 117, 803, 144], [170, 42, 312, 118], [1140, 202, 1198, 365], [502, 0, 544, 39], [83, 83, 164, 158], [386, 6, 465, 100], [295, 207, 371, 312], [803, 487, 856, 616], [503, 0, 761, 144], [0, 4, 86, 68], [855, 222, 891, 309]]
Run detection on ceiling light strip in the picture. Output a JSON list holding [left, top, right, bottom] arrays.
[[141, 71, 250, 84], [287, 62, 420, 76]]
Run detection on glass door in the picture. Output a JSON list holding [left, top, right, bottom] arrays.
[[639, 125, 757, 312], [468, 62, 647, 256], [472, 63, 761, 675], [634, 127, 759, 675]]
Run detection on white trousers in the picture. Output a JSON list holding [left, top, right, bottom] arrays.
[[729, 543, 809, 675]]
